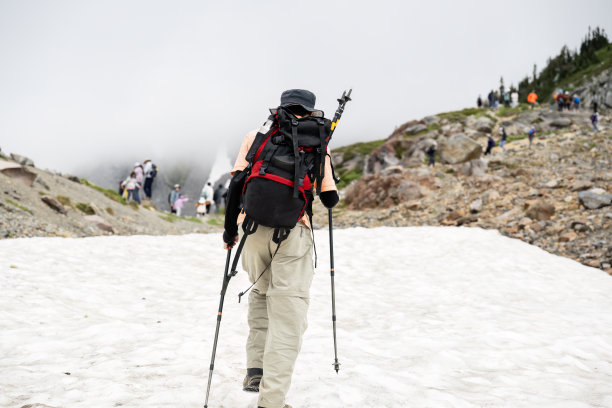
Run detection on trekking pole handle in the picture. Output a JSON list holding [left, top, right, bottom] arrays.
[[331, 89, 352, 132]]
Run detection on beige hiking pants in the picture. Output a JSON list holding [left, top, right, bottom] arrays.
[[239, 222, 314, 408]]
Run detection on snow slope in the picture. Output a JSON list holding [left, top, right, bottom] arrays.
[[1, 227, 612, 408]]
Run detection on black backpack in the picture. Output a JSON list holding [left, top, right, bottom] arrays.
[[150, 164, 158, 178], [241, 107, 333, 230]]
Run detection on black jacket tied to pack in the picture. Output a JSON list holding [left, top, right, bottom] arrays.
[[242, 107, 333, 229]]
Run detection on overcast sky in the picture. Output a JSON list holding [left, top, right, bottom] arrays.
[[1, 0, 611, 173]]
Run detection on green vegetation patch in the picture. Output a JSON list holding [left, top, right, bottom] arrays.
[[496, 104, 530, 117], [159, 214, 176, 223], [128, 201, 139, 211], [334, 139, 386, 162], [336, 168, 363, 190], [6, 199, 33, 215], [438, 108, 482, 122], [56, 195, 74, 208], [106, 207, 115, 216], [75, 203, 95, 215], [206, 217, 223, 226], [80, 178, 127, 205], [507, 134, 528, 143]]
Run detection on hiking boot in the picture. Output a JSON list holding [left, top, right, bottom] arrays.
[[257, 406, 291, 408], [242, 368, 263, 392]]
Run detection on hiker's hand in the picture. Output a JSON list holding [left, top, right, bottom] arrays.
[[223, 230, 239, 250]]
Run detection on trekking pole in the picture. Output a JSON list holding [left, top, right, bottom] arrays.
[[328, 208, 340, 373], [327, 89, 351, 374], [204, 249, 235, 408]]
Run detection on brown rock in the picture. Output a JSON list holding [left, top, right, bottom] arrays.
[[559, 231, 578, 242], [570, 180, 594, 192], [41, 196, 67, 215], [83, 215, 114, 233], [525, 200, 555, 221]]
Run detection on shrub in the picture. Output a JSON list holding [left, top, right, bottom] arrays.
[[75, 203, 95, 215], [80, 178, 127, 205]]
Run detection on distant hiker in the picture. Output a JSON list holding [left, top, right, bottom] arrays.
[[426, 142, 436, 166], [527, 91, 538, 109], [143, 159, 158, 199], [169, 184, 180, 213], [195, 197, 208, 218], [591, 112, 599, 131], [564, 92, 571, 110], [477, 95, 483, 108], [556, 93, 565, 112], [528, 126, 535, 148], [213, 184, 225, 214], [200, 182, 214, 214], [488, 90, 495, 108], [133, 162, 144, 204], [511, 91, 519, 107], [223, 89, 339, 408], [173, 194, 188, 217], [573, 95, 581, 111], [503, 91, 511, 108], [592, 94, 599, 113], [499, 126, 508, 152], [484, 135, 495, 155], [121, 172, 141, 203]]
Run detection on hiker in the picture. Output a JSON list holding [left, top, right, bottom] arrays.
[[132, 162, 144, 204], [200, 182, 214, 214], [169, 184, 180, 213], [487, 90, 495, 108], [121, 171, 141, 203], [223, 89, 339, 408], [503, 91, 511, 108], [499, 126, 508, 152], [564, 92, 571, 110], [527, 90, 538, 109], [173, 194, 188, 216], [528, 126, 535, 148], [484, 135, 495, 155], [143, 159, 158, 199], [477, 95, 483, 108], [213, 184, 225, 214], [573, 95, 581, 111], [511, 90, 519, 107], [591, 112, 599, 131], [195, 197, 207, 218], [556, 92, 565, 112], [592, 94, 599, 113], [426, 142, 436, 166]]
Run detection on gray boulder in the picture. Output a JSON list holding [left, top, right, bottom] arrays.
[[457, 159, 488, 177], [404, 123, 428, 135], [550, 117, 572, 128], [438, 133, 482, 164], [10, 153, 35, 167], [473, 117, 494, 133], [364, 144, 398, 175], [423, 115, 440, 125], [578, 189, 612, 209], [605, 90, 612, 108]]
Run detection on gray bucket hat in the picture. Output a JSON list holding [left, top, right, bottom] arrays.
[[271, 89, 323, 116]]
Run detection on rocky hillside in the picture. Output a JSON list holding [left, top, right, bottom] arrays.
[[313, 105, 612, 274], [0, 152, 224, 238]]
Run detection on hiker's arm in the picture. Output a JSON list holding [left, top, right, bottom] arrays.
[[223, 170, 247, 248], [319, 150, 339, 208]]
